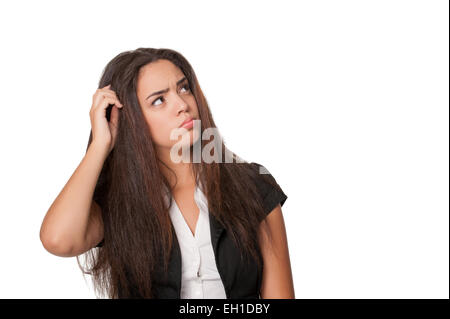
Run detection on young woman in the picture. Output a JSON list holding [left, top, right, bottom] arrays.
[[40, 48, 294, 299]]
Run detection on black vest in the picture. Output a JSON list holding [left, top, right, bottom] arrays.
[[151, 162, 287, 299], [99, 162, 287, 299]]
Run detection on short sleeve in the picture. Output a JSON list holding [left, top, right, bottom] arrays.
[[250, 162, 288, 217]]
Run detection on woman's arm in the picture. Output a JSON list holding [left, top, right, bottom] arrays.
[[40, 84, 122, 257], [258, 204, 295, 298], [39, 141, 108, 257]]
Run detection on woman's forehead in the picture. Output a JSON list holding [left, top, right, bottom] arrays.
[[139, 60, 183, 84], [137, 60, 185, 95]]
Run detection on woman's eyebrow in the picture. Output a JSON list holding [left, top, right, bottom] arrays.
[[145, 77, 187, 100]]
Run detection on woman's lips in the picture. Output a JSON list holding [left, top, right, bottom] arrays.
[[180, 119, 194, 129]]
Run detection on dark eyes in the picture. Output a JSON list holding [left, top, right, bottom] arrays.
[[151, 83, 191, 106]]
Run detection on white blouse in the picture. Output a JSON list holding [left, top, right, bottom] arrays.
[[167, 183, 227, 299]]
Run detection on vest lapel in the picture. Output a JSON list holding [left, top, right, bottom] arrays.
[[209, 210, 226, 253], [169, 208, 227, 298], [208, 210, 230, 298]]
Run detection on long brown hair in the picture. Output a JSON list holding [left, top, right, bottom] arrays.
[[76, 47, 282, 298]]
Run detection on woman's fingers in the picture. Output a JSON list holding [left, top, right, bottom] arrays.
[[92, 89, 123, 111], [89, 84, 124, 152]]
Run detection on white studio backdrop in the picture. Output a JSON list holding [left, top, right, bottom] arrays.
[[0, 0, 448, 299]]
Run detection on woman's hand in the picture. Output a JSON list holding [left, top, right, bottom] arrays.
[[89, 84, 123, 155]]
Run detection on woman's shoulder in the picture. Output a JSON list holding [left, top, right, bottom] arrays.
[[245, 161, 288, 216]]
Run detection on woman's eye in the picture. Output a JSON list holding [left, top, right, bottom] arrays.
[[180, 83, 190, 93], [151, 84, 190, 106], [152, 97, 164, 106]]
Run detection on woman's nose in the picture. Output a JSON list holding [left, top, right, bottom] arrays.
[[175, 98, 189, 113]]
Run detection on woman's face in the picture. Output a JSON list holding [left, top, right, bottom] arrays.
[[136, 59, 200, 159]]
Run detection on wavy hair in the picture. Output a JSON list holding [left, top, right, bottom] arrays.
[[76, 47, 282, 298]]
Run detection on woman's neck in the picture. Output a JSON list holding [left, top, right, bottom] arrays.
[[158, 155, 196, 191]]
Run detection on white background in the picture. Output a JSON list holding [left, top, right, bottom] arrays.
[[0, 0, 448, 299]]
